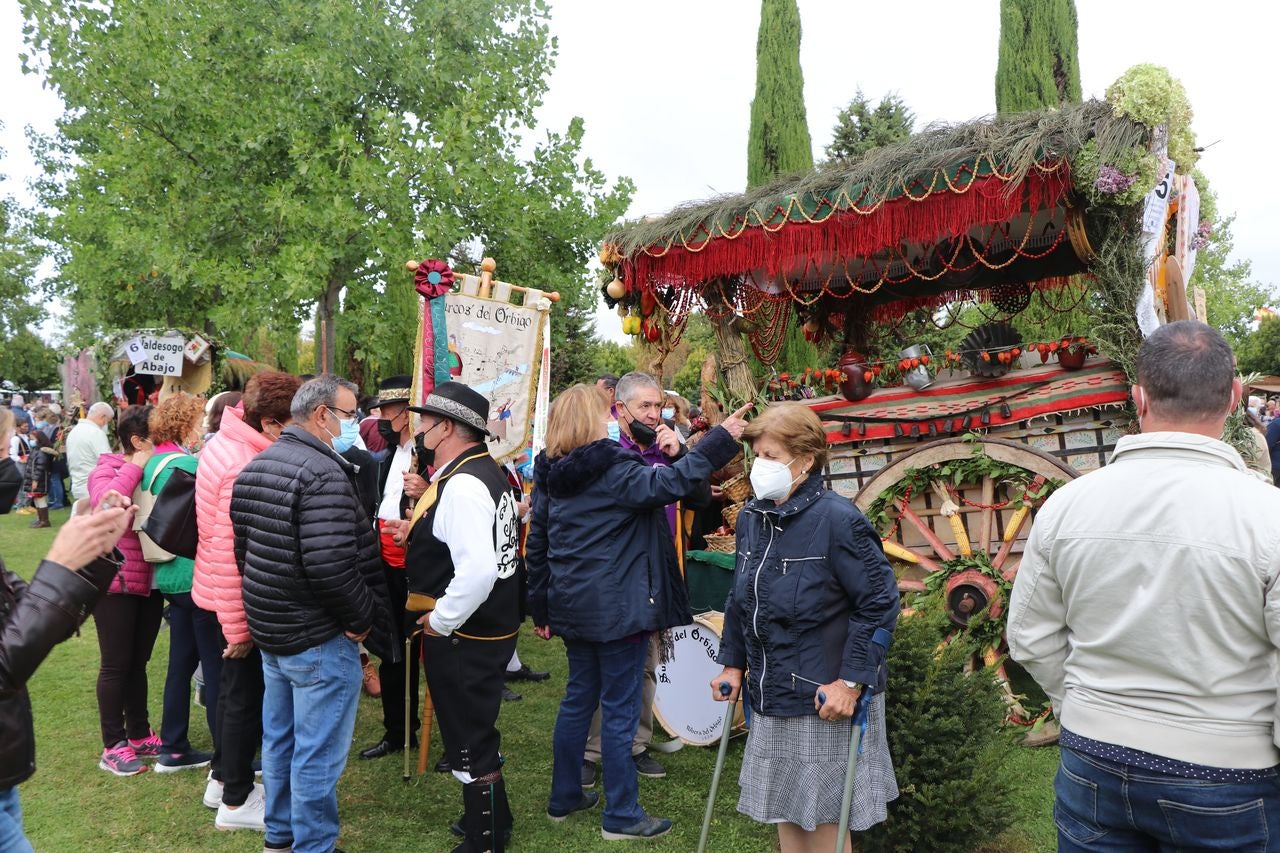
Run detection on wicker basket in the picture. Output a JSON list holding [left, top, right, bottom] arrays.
[[722, 501, 746, 530], [703, 533, 737, 554], [722, 473, 751, 503]]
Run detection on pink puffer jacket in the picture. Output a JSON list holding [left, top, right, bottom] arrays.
[[192, 406, 271, 644], [87, 453, 152, 596]]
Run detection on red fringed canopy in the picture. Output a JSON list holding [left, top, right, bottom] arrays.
[[622, 167, 1073, 294]]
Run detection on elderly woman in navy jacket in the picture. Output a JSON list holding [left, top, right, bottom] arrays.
[[711, 403, 900, 853], [527, 384, 750, 842]]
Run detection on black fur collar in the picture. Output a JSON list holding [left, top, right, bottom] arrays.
[[535, 439, 639, 498]]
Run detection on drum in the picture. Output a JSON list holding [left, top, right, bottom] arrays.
[[653, 611, 747, 746]]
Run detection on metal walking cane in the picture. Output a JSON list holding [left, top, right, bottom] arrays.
[[835, 628, 892, 853], [697, 681, 739, 853], [834, 687, 874, 853]]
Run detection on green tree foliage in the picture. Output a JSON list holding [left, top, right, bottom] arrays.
[[593, 340, 637, 383], [825, 91, 915, 162], [861, 611, 1016, 853], [995, 0, 1082, 116], [0, 152, 42, 339], [746, 0, 814, 189], [1191, 215, 1273, 351], [20, 0, 631, 378], [0, 327, 59, 391], [1238, 317, 1280, 377]]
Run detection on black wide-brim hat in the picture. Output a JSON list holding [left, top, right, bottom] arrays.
[[409, 381, 494, 438], [373, 375, 412, 408]]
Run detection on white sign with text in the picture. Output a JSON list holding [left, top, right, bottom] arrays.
[[127, 335, 186, 376]]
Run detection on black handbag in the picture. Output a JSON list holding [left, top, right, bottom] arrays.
[[141, 466, 199, 560]]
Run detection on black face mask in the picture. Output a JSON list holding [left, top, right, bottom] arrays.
[[626, 417, 658, 448], [376, 418, 399, 446], [413, 431, 435, 470]]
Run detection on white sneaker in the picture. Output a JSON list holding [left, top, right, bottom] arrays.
[[203, 772, 223, 809], [215, 783, 266, 832]]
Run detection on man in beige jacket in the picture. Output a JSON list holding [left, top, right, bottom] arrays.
[[1009, 320, 1280, 851]]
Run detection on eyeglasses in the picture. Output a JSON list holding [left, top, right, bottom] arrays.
[[325, 404, 356, 420]]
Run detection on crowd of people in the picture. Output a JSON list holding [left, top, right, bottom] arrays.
[[0, 362, 900, 853], [4, 320, 1278, 852]]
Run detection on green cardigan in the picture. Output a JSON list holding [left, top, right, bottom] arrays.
[[142, 449, 198, 595]]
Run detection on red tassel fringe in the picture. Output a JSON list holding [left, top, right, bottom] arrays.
[[868, 275, 1087, 323], [625, 169, 1071, 290]]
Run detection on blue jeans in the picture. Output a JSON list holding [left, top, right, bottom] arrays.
[[261, 633, 361, 853], [160, 593, 222, 755], [1056, 746, 1280, 852], [550, 637, 649, 831], [0, 787, 33, 853], [47, 474, 64, 509]]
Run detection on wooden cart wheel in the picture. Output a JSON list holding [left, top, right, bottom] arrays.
[[854, 437, 1077, 606], [855, 438, 1077, 721]]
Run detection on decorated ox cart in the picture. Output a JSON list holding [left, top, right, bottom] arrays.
[[600, 67, 1229, 737]]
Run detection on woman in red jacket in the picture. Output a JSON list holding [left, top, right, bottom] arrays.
[[87, 405, 159, 777]]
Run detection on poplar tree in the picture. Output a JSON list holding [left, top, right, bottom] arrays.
[[746, 0, 814, 188], [735, 0, 820, 382], [995, 0, 1082, 116]]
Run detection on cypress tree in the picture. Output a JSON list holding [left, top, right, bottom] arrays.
[[995, 0, 1082, 116], [746, 0, 814, 189]]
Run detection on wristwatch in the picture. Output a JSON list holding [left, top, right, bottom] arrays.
[[842, 680, 862, 691]]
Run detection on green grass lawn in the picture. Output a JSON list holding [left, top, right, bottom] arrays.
[[1, 510, 1057, 852]]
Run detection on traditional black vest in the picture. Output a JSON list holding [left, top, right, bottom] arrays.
[[405, 446, 521, 639]]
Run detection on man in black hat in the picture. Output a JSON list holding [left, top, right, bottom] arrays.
[[359, 376, 432, 761], [387, 381, 521, 853]]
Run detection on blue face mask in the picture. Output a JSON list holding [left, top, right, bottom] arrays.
[[329, 414, 360, 453], [661, 407, 675, 421], [606, 420, 621, 443]]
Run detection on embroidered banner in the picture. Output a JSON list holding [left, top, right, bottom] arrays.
[[421, 289, 545, 464]]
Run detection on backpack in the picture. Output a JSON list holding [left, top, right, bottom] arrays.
[[134, 454, 184, 563]]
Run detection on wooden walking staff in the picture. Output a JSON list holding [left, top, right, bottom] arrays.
[[402, 632, 417, 782], [417, 676, 436, 775], [402, 593, 440, 776]]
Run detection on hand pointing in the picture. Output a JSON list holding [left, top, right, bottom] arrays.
[[719, 403, 754, 440]]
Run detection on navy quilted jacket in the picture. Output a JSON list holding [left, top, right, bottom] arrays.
[[231, 427, 397, 662], [526, 427, 740, 642], [718, 473, 899, 717]]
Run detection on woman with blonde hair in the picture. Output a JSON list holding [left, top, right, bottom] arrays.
[[142, 393, 224, 774], [527, 384, 751, 841], [711, 402, 900, 852]]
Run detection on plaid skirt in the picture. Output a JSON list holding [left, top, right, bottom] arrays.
[[737, 694, 897, 832]]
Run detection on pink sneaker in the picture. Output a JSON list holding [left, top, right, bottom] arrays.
[[99, 742, 148, 777], [128, 730, 162, 757]]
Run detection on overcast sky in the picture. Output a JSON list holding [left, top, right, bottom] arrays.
[[3, 0, 1277, 345]]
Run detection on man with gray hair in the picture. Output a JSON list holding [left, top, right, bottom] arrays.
[[1009, 321, 1280, 851], [231, 375, 396, 853], [66, 401, 114, 501], [580, 371, 712, 786]]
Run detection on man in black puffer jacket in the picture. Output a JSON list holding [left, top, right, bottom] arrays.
[[2, 494, 135, 851], [231, 375, 396, 853]]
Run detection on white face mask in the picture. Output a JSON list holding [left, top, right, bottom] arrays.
[[750, 457, 803, 502]]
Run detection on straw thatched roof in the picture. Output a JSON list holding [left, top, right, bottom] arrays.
[[602, 99, 1149, 309]]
